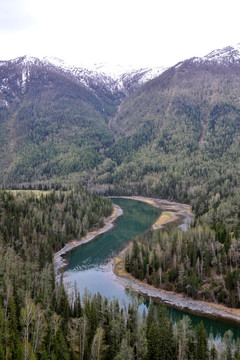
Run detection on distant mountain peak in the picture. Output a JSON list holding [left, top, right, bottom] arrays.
[[38, 57, 167, 81], [204, 43, 240, 63], [0, 54, 168, 111], [8, 55, 40, 66], [40, 57, 167, 91], [32, 57, 168, 94], [171, 43, 240, 71]]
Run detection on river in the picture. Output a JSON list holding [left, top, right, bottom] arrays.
[[63, 198, 240, 340]]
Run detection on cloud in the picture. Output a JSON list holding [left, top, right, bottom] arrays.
[[0, 0, 240, 66], [0, 0, 37, 32]]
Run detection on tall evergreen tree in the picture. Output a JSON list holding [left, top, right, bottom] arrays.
[[147, 322, 158, 360], [8, 297, 23, 360], [196, 321, 208, 360]]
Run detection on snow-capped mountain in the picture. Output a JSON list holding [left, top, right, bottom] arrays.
[[188, 43, 240, 66], [2, 42, 240, 109], [204, 43, 240, 63], [0, 55, 167, 102], [41, 56, 167, 93], [1, 42, 240, 185]]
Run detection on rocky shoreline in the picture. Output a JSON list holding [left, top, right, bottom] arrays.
[[111, 196, 240, 325], [53, 204, 123, 280], [112, 251, 240, 325]]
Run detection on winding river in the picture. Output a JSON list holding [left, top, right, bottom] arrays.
[[64, 198, 240, 340]]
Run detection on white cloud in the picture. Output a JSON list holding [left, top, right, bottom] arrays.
[[0, 0, 37, 32], [0, 0, 240, 66]]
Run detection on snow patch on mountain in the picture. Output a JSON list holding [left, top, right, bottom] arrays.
[[191, 43, 240, 66], [0, 98, 8, 108], [204, 43, 240, 63], [0, 54, 168, 96], [83, 62, 166, 81], [41, 57, 167, 93], [21, 68, 29, 92]]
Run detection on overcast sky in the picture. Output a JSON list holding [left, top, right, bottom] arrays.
[[0, 0, 240, 67]]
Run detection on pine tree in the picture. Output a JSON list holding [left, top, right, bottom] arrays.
[[114, 337, 134, 360], [147, 322, 158, 360], [223, 330, 233, 360], [186, 332, 196, 360], [51, 328, 70, 360], [146, 302, 156, 336], [8, 297, 23, 360], [210, 345, 217, 360], [73, 292, 82, 318], [196, 321, 208, 360], [0, 301, 5, 360], [135, 322, 147, 360]]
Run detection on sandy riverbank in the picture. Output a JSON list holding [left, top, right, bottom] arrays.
[[111, 195, 193, 230], [53, 204, 123, 280], [111, 196, 240, 325]]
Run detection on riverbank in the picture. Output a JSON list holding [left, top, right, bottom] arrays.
[[111, 196, 240, 325], [111, 195, 193, 230], [54, 204, 123, 279]]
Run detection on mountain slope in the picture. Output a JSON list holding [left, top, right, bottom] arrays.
[[109, 44, 240, 159], [0, 56, 167, 184], [96, 45, 240, 227], [42, 57, 166, 94], [0, 56, 120, 183]]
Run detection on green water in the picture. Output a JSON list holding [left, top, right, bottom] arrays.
[[65, 198, 240, 340], [67, 198, 158, 271]]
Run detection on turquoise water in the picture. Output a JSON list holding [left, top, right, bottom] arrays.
[[66, 198, 158, 271], [64, 198, 240, 340], [65, 198, 158, 304]]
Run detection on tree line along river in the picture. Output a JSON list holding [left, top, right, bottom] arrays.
[[63, 198, 240, 340]]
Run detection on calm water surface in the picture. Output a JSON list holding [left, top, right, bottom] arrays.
[[64, 198, 240, 340]]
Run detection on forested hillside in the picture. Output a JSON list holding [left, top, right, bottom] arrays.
[[0, 188, 111, 358], [0, 57, 122, 184], [104, 58, 240, 205], [126, 222, 240, 308]]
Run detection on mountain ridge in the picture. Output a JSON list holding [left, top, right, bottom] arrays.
[[0, 54, 167, 97]]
